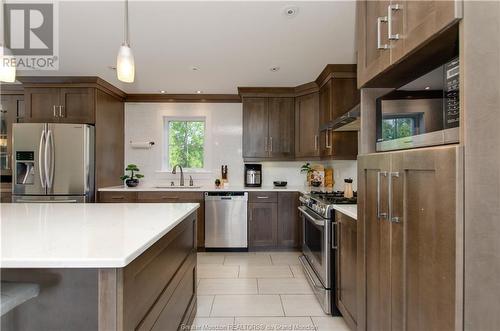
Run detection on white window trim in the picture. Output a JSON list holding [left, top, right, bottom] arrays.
[[162, 116, 209, 172]]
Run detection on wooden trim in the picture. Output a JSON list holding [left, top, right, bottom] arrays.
[[294, 82, 319, 96], [125, 93, 241, 103], [315, 64, 357, 88], [0, 83, 24, 94], [17, 76, 126, 100], [238, 87, 296, 98]]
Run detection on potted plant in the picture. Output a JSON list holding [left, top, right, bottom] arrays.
[[120, 164, 144, 187], [300, 162, 312, 186]]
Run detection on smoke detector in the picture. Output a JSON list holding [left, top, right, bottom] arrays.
[[283, 5, 299, 18]]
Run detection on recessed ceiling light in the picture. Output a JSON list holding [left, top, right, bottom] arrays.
[[108, 65, 117, 70], [283, 5, 299, 18], [191, 66, 200, 71], [196, 90, 202, 94], [160, 90, 166, 94], [425, 86, 430, 90], [270, 66, 280, 72]]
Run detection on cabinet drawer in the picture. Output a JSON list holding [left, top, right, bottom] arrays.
[[98, 191, 136, 202], [137, 191, 203, 202], [249, 192, 277, 203]]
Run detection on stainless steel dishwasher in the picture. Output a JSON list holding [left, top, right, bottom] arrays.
[[205, 192, 248, 250]]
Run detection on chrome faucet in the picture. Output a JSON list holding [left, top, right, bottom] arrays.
[[172, 164, 184, 186]]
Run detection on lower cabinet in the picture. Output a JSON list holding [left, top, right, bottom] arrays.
[[248, 192, 300, 250], [335, 211, 357, 331], [98, 191, 205, 249]]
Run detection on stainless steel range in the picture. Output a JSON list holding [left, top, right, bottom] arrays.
[[298, 191, 356, 315]]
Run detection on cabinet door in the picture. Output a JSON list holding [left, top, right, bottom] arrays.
[[295, 93, 320, 158], [24, 87, 60, 122], [390, 146, 458, 331], [319, 129, 332, 158], [331, 78, 360, 121], [242, 98, 269, 158], [319, 79, 333, 127], [357, 0, 392, 88], [277, 192, 300, 248], [331, 132, 358, 160], [336, 211, 358, 330], [357, 153, 391, 331], [59, 88, 95, 124], [248, 202, 278, 248], [398, 1, 459, 62], [268, 97, 295, 159], [0, 95, 23, 175]]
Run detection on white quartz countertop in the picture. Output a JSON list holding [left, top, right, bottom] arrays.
[[0, 203, 199, 268], [98, 185, 307, 192], [332, 204, 357, 220]]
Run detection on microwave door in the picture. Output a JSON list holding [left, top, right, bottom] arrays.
[[12, 123, 47, 195], [46, 124, 92, 196]]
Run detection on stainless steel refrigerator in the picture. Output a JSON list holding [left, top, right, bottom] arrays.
[[12, 123, 94, 203]]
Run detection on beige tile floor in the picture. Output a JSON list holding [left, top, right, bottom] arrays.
[[191, 251, 350, 331]]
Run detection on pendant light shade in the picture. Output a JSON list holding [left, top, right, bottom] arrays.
[[116, 0, 134, 83], [0, 46, 16, 83], [117, 43, 134, 83]]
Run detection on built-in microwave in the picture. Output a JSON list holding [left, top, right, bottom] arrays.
[[376, 58, 459, 152]]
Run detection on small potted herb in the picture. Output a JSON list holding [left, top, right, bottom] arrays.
[[300, 162, 313, 186], [120, 164, 144, 187]]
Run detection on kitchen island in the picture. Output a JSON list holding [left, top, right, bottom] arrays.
[[0, 203, 199, 331]]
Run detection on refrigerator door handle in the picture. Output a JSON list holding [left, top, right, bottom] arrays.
[[45, 129, 55, 189], [377, 171, 388, 220], [38, 129, 46, 188]]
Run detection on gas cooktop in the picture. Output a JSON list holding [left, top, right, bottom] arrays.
[[310, 191, 357, 205]]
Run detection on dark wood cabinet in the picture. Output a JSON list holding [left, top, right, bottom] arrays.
[[295, 93, 320, 159], [277, 192, 301, 248], [335, 211, 357, 331], [25, 87, 95, 123], [358, 146, 459, 331], [268, 97, 295, 159], [0, 93, 24, 177], [319, 79, 333, 127], [248, 202, 278, 249], [249, 192, 300, 250], [357, 0, 461, 87], [98, 191, 137, 202], [242, 97, 294, 161], [320, 130, 358, 160]]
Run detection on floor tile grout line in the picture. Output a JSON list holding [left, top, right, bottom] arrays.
[[208, 295, 216, 317], [279, 294, 286, 317]]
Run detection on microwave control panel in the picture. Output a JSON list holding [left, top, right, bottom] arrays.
[[444, 58, 460, 128]]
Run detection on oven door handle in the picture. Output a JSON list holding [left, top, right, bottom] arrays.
[[298, 255, 325, 290], [298, 206, 325, 227]]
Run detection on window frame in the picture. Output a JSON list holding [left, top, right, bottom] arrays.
[[163, 116, 208, 172]]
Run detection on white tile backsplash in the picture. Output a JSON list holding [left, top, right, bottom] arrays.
[[124, 102, 357, 190]]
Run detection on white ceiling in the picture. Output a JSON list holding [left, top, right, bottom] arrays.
[[18, 1, 357, 94]]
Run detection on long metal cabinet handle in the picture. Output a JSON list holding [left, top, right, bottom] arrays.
[[59, 106, 63, 117], [264, 137, 268, 152], [269, 136, 273, 152], [325, 129, 332, 149], [53, 105, 57, 118], [38, 130, 46, 188], [388, 4, 401, 40], [377, 171, 388, 219], [388, 172, 401, 223], [377, 16, 389, 49], [45, 130, 54, 189], [314, 135, 319, 151]]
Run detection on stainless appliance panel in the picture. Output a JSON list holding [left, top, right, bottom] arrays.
[[12, 123, 47, 195], [205, 192, 248, 248], [46, 124, 94, 196], [299, 206, 331, 288], [299, 255, 332, 314], [12, 195, 87, 203]]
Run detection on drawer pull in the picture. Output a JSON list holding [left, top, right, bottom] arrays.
[[256, 196, 269, 199], [111, 196, 124, 200]]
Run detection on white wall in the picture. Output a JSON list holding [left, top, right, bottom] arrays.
[[124, 102, 357, 190]]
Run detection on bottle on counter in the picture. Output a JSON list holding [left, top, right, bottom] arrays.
[[344, 178, 354, 198]]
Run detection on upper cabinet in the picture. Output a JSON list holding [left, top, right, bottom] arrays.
[[357, 0, 462, 88], [295, 92, 320, 159], [25, 87, 95, 123], [0, 93, 25, 176], [242, 97, 295, 161]]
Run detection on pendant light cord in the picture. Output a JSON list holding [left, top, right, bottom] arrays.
[[124, 0, 129, 46]]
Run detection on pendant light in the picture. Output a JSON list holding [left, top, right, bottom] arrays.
[[0, 0, 16, 83], [116, 0, 134, 83]]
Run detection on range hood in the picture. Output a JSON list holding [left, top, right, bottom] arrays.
[[331, 104, 360, 131]]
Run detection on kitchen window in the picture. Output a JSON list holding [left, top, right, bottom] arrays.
[[164, 117, 206, 170]]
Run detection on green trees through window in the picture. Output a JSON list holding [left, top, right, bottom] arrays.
[[168, 120, 205, 169], [382, 117, 416, 140]]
